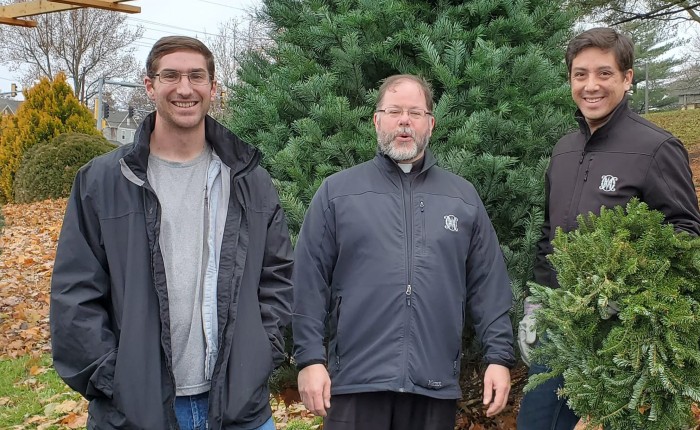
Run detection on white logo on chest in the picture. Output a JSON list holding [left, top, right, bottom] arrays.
[[599, 175, 618, 192], [444, 215, 459, 232]]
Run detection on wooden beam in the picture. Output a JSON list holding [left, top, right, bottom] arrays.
[[0, 16, 38, 27], [0, 0, 134, 19], [48, 0, 140, 14]]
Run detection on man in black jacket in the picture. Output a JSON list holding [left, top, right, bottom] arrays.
[[516, 27, 700, 430], [50, 36, 293, 430], [293, 74, 515, 430]]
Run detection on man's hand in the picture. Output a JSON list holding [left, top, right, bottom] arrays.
[[297, 363, 331, 417], [483, 363, 510, 417], [518, 297, 541, 366]]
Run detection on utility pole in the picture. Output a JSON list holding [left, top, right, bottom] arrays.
[[644, 60, 649, 115]]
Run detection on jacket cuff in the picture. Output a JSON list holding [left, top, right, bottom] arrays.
[[296, 359, 326, 371], [484, 357, 517, 369]]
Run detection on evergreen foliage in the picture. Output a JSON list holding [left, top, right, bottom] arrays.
[[13, 133, 115, 204], [0, 73, 99, 203], [230, 0, 576, 305], [228, 0, 578, 386], [526, 200, 700, 430]]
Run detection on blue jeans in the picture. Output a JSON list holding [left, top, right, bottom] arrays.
[[516, 364, 579, 430], [174, 393, 276, 430], [175, 393, 209, 430]]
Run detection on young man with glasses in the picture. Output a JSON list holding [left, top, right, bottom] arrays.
[[293, 74, 515, 430], [50, 36, 293, 430]]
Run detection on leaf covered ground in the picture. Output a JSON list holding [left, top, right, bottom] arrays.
[[3, 164, 700, 429], [0, 199, 527, 429]]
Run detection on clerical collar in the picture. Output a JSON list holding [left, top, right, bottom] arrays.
[[397, 156, 425, 173]]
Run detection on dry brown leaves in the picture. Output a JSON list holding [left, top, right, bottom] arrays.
[[4, 182, 700, 430], [0, 198, 66, 359]]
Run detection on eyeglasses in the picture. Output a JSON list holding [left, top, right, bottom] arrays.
[[376, 107, 432, 120], [153, 70, 212, 86]]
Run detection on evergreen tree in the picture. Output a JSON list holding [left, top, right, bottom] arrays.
[[527, 200, 700, 430], [228, 0, 577, 374], [622, 20, 684, 112], [0, 73, 99, 203]]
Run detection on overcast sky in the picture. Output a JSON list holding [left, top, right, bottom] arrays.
[[2, 1, 699, 96], [0, 0, 261, 95]]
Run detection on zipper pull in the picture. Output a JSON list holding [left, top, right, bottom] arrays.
[[406, 284, 412, 306]]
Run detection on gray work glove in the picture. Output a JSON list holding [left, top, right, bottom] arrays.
[[600, 299, 620, 320], [518, 297, 541, 367]]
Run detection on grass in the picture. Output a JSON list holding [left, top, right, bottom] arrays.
[[0, 354, 83, 429], [645, 109, 700, 147]]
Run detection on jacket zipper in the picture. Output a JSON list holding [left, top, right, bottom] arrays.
[[420, 200, 425, 254], [144, 186, 178, 426], [399, 173, 413, 392], [565, 149, 589, 231]]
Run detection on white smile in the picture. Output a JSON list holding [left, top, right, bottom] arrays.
[[584, 97, 602, 103], [173, 101, 197, 108]]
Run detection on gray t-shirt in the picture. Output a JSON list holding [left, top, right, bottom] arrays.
[[148, 146, 211, 396]]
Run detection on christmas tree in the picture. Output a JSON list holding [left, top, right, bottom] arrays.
[[527, 200, 700, 430], [227, 0, 577, 374]]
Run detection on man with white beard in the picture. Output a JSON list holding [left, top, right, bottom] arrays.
[[292, 74, 515, 430]]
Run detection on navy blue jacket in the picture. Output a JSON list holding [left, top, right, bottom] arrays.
[[293, 150, 515, 400]]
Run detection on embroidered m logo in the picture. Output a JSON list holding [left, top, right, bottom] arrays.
[[599, 175, 618, 192], [444, 215, 459, 232]]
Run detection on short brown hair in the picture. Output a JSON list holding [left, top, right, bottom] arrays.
[[376, 75, 434, 112], [565, 27, 634, 75], [146, 36, 215, 80]]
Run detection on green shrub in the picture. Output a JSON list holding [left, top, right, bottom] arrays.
[[13, 132, 115, 203]]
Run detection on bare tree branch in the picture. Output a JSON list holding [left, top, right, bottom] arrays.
[[0, 7, 144, 104]]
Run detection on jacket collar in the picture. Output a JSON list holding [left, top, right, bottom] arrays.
[[374, 148, 438, 176], [123, 112, 260, 182], [574, 95, 630, 140]]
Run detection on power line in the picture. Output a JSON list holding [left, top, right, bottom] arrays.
[[194, 0, 250, 11], [128, 17, 209, 35]]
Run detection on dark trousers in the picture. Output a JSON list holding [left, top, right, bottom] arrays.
[[324, 391, 456, 430], [516, 364, 579, 430]]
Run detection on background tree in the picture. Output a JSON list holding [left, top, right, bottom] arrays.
[[621, 20, 685, 111], [207, 17, 273, 89], [0, 6, 144, 104], [568, 0, 700, 25], [206, 17, 273, 119], [228, 0, 577, 380], [0, 73, 99, 203]]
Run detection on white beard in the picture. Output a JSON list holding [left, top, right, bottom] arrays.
[[377, 126, 430, 161]]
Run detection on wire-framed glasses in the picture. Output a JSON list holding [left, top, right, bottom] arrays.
[[153, 70, 212, 86], [376, 107, 432, 120]]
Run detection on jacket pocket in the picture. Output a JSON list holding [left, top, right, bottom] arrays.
[[334, 296, 343, 371], [409, 300, 464, 392], [454, 302, 465, 376]]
